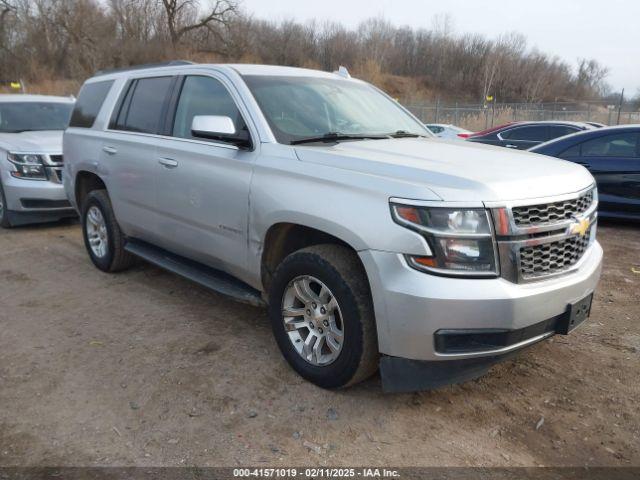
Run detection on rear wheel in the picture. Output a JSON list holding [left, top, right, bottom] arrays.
[[268, 244, 378, 388], [81, 189, 135, 272], [0, 181, 12, 228]]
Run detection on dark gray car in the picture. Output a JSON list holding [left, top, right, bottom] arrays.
[[467, 121, 594, 150]]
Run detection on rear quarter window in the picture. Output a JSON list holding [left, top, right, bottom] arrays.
[[69, 80, 114, 128]]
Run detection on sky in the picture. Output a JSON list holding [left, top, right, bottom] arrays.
[[241, 0, 639, 96]]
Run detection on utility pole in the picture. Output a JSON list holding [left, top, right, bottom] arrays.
[[616, 88, 625, 125], [491, 95, 496, 127]]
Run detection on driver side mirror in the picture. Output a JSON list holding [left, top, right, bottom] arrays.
[[191, 115, 252, 149]]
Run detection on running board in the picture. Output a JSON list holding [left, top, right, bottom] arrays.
[[125, 239, 265, 307]]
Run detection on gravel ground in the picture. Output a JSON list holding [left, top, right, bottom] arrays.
[[0, 219, 638, 467]]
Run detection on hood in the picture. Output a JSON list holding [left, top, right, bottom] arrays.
[[294, 138, 595, 202], [0, 130, 63, 154]]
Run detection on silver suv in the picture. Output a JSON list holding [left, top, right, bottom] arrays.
[[0, 94, 76, 227], [63, 63, 602, 392]]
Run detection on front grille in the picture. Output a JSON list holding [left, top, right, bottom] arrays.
[[49, 154, 63, 164], [519, 229, 591, 279], [512, 190, 593, 227]]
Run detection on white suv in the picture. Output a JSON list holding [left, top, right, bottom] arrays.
[[63, 63, 602, 391], [0, 94, 76, 227]]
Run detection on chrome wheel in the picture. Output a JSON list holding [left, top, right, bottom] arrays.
[[281, 275, 344, 366], [86, 206, 108, 258]]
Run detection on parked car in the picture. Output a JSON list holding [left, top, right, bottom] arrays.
[[530, 125, 640, 221], [64, 63, 602, 392], [466, 121, 595, 150], [0, 94, 77, 227], [425, 123, 472, 139]]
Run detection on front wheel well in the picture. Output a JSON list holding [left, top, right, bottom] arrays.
[[75, 171, 107, 209], [261, 223, 360, 292]]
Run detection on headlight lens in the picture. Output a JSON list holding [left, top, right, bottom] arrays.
[[7, 153, 47, 180], [391, 204, 498, 276]]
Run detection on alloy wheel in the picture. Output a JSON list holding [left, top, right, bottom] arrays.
[[281, 275, 344, 366], [86, 206, 109, 258]]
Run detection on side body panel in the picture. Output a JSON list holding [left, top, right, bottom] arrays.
[[575, 155, 640, 218]]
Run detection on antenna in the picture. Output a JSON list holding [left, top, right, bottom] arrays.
[[334, 66, 351, 79]]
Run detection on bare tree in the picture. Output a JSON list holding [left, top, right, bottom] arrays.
[[0, 3, 612, 103], [161, 0, 237, 48], [0, 0, 15, 24]]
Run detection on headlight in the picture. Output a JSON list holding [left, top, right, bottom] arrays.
[[7, 153, 47, 180], [391, 203, 498, 276]]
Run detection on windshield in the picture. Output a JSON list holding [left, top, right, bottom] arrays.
[[242, 75, 429, 145], [0, 102, 73, 133]]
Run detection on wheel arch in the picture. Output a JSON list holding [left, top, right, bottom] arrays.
[[75, 170, 107, 210], [260, 221, 367, 293]]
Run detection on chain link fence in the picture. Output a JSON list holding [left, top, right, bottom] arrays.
[[403, 100, 640, 131]]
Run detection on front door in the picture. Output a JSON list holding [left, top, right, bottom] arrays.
[[154, 74, 257, 279], [573, 132, 640, 217]]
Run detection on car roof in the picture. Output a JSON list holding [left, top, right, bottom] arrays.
[[506, 120, 594, 128], [229, 64, 340, 78], [0, 94, 75, 103], [90, 62, 347, 82]]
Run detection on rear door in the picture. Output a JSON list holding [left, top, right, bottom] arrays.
[[561, 131, 640, 216], [153, 73, 257, 278], [102, 76, 176, 240]]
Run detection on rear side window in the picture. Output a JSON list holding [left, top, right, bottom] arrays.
[[581, 133, 639, 158], [547, 125, 578, 139], [501, 125, 547, 141], [69, 80, 114, 128], [172, 75, 246, 140], [115, 76, 174, 134]]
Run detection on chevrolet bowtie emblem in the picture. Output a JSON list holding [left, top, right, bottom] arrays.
[[570, 218, 590, 236]]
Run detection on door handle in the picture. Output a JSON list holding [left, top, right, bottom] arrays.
[[158, 157, 179, 168], [102, 146, 117, 155]]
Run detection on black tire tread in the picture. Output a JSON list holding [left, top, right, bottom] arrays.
[[0, 182, 12, 228], [272, 244, 378, 388]]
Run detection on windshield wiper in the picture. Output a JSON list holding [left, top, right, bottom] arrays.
[[389, 130, 427, 138], [290, 132, 389, 145]]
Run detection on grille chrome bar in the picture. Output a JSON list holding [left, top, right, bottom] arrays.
[[512, 190, 593, 227], [519, 228, 592, 279], [487, 185, 598, 283], [488, 185, 597, 237]]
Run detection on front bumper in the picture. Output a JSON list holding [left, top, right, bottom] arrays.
[[359, 240, 603, 364], [2, 171, 76, 225]]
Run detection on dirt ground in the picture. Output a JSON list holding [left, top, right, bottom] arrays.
[[0, 219, 638, 468]]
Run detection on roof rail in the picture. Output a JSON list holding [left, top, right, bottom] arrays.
[[94, 60, 196, 77]]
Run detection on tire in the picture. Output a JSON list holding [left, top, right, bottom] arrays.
[[0, 181, 12, 228], [81, 189, 135, 272], [268, 244, 378, 389]]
